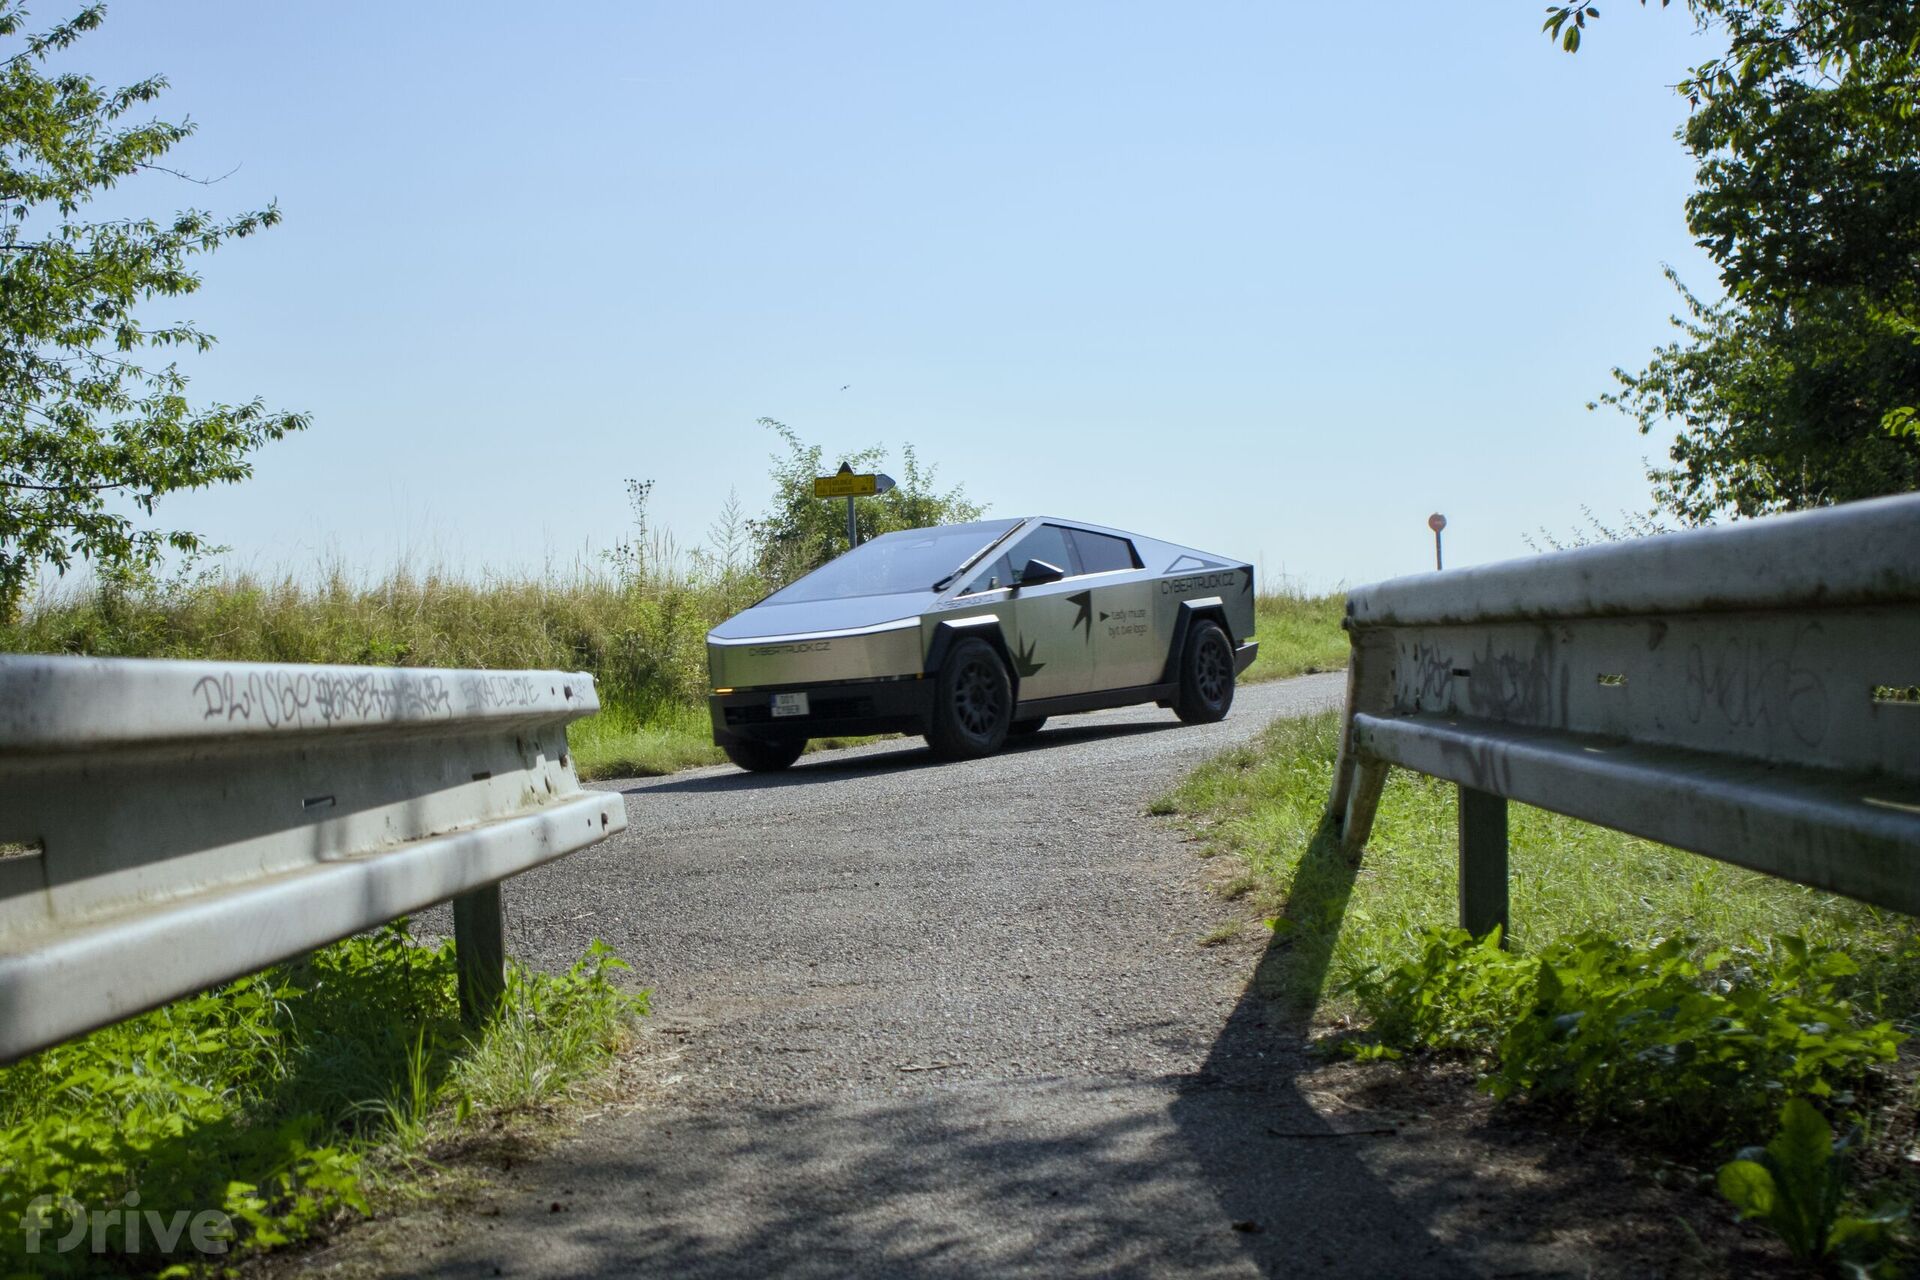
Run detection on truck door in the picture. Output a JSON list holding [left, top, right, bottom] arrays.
[[1069, 528, 1161, 691], [994, 524, 1094, 702]]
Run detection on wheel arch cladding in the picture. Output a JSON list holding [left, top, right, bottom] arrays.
[[1159, 598, 1232, 686], [927, 617, 1018, 694]]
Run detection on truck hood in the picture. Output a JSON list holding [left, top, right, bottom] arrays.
[[708, 591, 936, 642]]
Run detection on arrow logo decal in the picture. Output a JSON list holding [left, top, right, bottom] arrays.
[[1067, 590, 1093, 643], [1014, 634, 1046, 678]]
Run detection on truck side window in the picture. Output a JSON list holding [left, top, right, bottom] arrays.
[[960, 553, 1013, 596], [1007, 524, 1079, 582], [1070, 530, 1139, 574]]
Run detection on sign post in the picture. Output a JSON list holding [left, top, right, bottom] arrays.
[[813, 464, 896, 551], [1428, 512, 1447, 571]]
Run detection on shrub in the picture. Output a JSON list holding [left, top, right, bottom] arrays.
[[1350, 928, 1904, 1153]]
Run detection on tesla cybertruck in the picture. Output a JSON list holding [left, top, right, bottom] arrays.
[[706, 517, 1257, 771]]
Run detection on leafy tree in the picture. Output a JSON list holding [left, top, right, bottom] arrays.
[[0, 3, 305, 619], [1546, 1, 1920, 521], [747, 418, 985, 586]]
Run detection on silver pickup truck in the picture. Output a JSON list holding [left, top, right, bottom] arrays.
[[706, 516, 1258, 770]]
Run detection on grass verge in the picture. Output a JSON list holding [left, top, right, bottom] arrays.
[[1157, 711, 1920, 1263], [1, 923, 647, 1277], [1244, 591, 1347, 684], [1160, 712, 1920, 1017], [570, 699, 727, 779]]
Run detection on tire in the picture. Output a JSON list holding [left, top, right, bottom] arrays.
[[926, 637, 1013, 760], [1008, 717, 1047, 737], [1173, 619, 1235, 725], [722, 736, 806, 772]]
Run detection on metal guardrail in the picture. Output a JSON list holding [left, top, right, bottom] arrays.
[[0, 655, 627, 1062], [1325, 493, 1920, 937]]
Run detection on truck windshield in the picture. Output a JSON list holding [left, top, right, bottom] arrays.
[[763, 519, 1021, 603]]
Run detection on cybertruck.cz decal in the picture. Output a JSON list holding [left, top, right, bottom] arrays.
[[746, 640, 834, 656], [1160, 571, 1239, 596]]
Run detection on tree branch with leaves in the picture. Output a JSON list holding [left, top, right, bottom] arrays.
[[0, 2, 306, 618], [1547, 0, 1920, 521]]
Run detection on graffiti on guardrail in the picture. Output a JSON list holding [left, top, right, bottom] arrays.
[[1683, 627, 1828, 746], [1467, 633, 1565, 727], [1405, 633, 1566, 727], [457, 673, 543, 710], [191, 670, 455, 728], [1410, 640, 1455, 707]]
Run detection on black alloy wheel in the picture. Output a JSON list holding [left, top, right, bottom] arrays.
[[1174, 619, 1235, 724], [927, 638, 1013, 759]]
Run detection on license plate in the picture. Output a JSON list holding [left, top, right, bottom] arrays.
[[771, 692, 810, 718]]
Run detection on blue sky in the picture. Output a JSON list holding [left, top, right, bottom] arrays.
[[67, 2, 1720, 590]]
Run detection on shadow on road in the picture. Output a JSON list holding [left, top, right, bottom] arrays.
[[627, 718, 1183, 796], [399, 818, 1754, 1277], [408, 816, 1486, 1279]]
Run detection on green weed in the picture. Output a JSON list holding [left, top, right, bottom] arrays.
[[4, 570, 1348, 786], [1351, 927, 1903, 1151], [1719, 1098, 1907, 1275], [1162, 708, 1920, 1258], [0, 923, 646, 1275], [1159, 712, 1920, 1020]]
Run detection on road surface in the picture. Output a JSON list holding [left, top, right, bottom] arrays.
[[365, 675, 1765, 1279]]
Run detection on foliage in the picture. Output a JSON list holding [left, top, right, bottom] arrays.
[[0, 3, 305, 619], [1242, 588, 1349, 682], [1521, 503, 1673, 552], [0, 923, 646, 1275], [747, 417, 984, 587], [1348, 926, 1537, 1056], [1160, 710, 1920, 1021], [1351, 927, 1902, 1149], [1486, 933, 1901, 1142], [1718, 1097, 1907, 1275], [1546, 0, 1920, 521], [0, 422, 986, 779]]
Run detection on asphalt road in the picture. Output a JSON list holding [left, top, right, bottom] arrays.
[[374, 676, 1753, 1279]]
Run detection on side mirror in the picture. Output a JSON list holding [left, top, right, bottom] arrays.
[[1014, 558, 1066, 588]]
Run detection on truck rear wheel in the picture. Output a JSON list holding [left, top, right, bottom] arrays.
[[1173, 620, 1235, 724]]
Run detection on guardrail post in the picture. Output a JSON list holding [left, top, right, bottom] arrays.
[[454, 884, 507, 1026], [1457, 786, 1509, 944]]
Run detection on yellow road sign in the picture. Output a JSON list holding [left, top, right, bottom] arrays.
[[813, 472, 879, 498]]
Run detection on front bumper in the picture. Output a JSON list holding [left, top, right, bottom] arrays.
[[1234, 640, 1259, 675], [709, 676, 934, 746]]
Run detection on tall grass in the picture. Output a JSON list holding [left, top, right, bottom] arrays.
[[1246, 590, 1347, 682], [1158, 710, 1920, 1248], [1, 555, 744, 778], [1160, 711, 1920, 1018], [2, 562, 1350, 778], [0, 923, 646, 1275]]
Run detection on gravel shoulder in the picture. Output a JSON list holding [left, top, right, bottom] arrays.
[[307, 676, 1779, 1278]]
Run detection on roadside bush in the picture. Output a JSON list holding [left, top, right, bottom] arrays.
[[1348, 926, 1534, 1056], [0, 924, 646, 1275], [1350, 928, 1903, 1153]]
